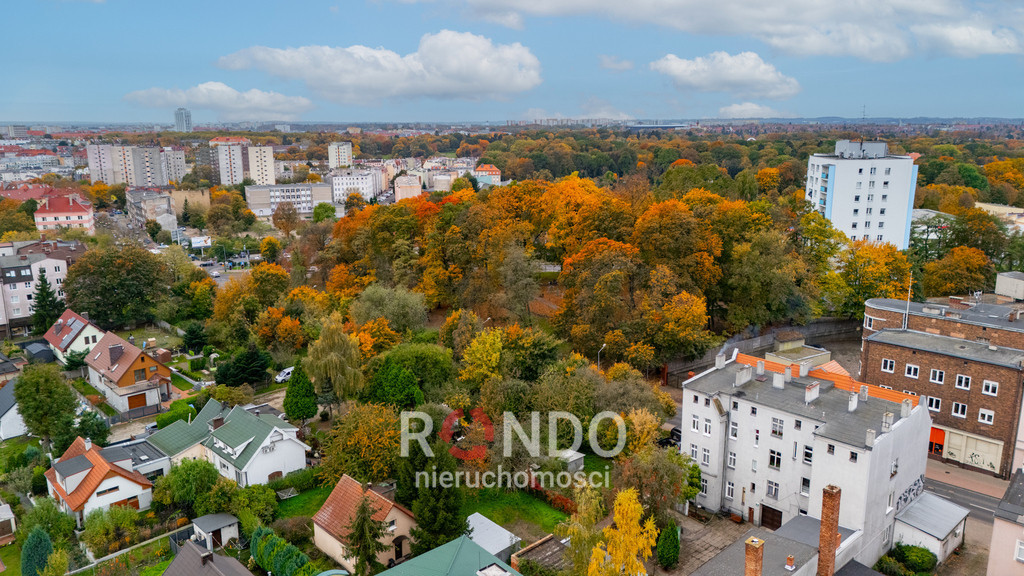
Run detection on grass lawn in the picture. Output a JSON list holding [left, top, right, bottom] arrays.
[[170, 373, 194, 392], [0, 436, 39, 472], [277, 485, 332, 518], [583, 453, 615, 485], [114, 326, 182, 350], [71, 378, 101, 397], [139, 558, 171, 576], [0, 540, 20, 574], [97, 402, 116, 416], [461, 488, 568, 534]]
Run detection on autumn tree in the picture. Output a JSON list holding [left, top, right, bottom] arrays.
[[64, 244, 168, 329], [439, 308, 483, 361], [556, 486, 605, 576], [830, 240, 911, 318], [250, 262, 290, 307], [260, 236, 282, 263], [273, 202, 300, 237], [14, 364, 76, 451], [723, 231, 813, 329], [320, 403, 401, 483], [306, 312, 364, 404], [349, 284, 427, 333], [616, 447, 700, 525], [922, 246, 995, 296], [587, 488, 658, 576]]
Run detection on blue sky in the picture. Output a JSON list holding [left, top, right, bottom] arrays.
[[3, 0, 1023, 123]]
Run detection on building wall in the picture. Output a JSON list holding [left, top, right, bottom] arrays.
[[86, 144, 115, 184], [88, 370, 160, 413], [328, 142, 353, 169], [894, 518, 964, 562], [863, 303, 1024, 349], [0, 405, 26, 440], [168, 189, 211, 213], [313, 508, 415, 572], [247, 146, 276, 186], [170, 443, 206, 465], [218, 145, 244, 186], [243, 435, 307, 486], [161, 149, 187, 184], [80, 476, 152, 520], [1, 257, 70, 334], [860, 339, 1022, 477], [53, 325, 102, 365], [988, 517, 1024, 575], [130, 148, 166, 187]]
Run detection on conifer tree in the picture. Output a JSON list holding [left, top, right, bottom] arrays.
[[31, 268, 65, 335]]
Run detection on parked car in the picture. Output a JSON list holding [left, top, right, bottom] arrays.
[[657, 426, 683, 448], [211, 270, 221, 278], [275, 366, 294, 383]]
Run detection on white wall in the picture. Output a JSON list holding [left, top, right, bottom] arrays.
[[243, 434, 307, 486], [0, 407, 26, 440], [80, 476, 152, 519], [894, 520, 964, 563]]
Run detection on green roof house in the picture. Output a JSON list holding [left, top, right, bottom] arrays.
[[377, 536, 521, 576]]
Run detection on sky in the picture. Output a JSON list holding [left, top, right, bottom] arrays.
[[3, 0, 1023, 124]]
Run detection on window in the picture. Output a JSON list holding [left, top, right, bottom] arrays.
[[869, 181, 876, 189], [388, 519, 397, 532], [827, 444, 835, 455], [726, 482, 735, 499], [702, 448, 711, 465], [728, 451, 736, 469], [771, 417, 784, 438], [870, 167, 877, 175], [851, 222, 858, 229], [690, 444, 698, 458], [732, 401, 739, 411], [930, 369, 945, 384], [858, 168, 864, 174], [866, 207, 873, 215], [10, 296, 18, 304], [700, 478, 708, 495], [23, 282, 30, 289], [905, 364, 919, 378], [767, 481, 780, 499], [880, 208, 886, 215], [856, 182, 863, 189], [984, 380, 999, 396], [885, 167, 891, 175], [881, 359, 895, 373], [955, 374, 971, 390], [878, 222, 884, 229], [854, 195, 861, 202], [927, 397, 941, 412], [850, 451, 858, 463], [692, 394, 698, 403], [794, 420, 802, 430], [730, 421, 738, 439], [903, 390, 918, 396], [752, 459, 758, 472], [705, 398, 710, 407], [801, 477, 811, 496], [751, 406, 757, 416], [703, 418, 712, 436], [867, 194, 874, 201], [853, 208, 860, 216], [96, 486, 120, 496], [882, 194, 888, 201], [888, 490, 895, 511], [754, 431, 759, 447], [864, 317, 874, 329], [692, 414, 700, 431], [952, 402, 967, 418], [769, 450, 782, 470], [803, 445, 813, 464], [877, 235, 884, 241], [979, 409, 995, 425], [12, 308, 20, 315], [883, 181, 889, 189], [864, 221, 871, 229], [891, 458, 899, 477], [1016, 540, 1024, 562]]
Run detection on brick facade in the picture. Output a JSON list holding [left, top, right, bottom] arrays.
[[863, 300, 1024, 350]]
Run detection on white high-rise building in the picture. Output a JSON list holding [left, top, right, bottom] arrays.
[[161, 148, 187, 184], [331, 170, 377, 201], [805, 140, 917, 249], [328, 142, 353, 169], [174, 108, 192, 132], [111, 145, 135, 185], [218, 144, 245, 186], [247, 146, 276, 186], [86, 144, 117, 184], [130, 147, 166, 187]]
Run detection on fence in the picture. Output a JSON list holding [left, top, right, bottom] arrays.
[[155, 320, 186, 337], [168, 525, 196, 555], [666, 318, 862, 384], [105, 404, 166, 426]]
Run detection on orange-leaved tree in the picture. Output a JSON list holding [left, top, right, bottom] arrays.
[[587, 488, 658, 576]]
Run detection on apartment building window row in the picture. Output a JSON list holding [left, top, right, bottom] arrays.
[[952, 402, 967, 418], [930, 369, 944, 384], [771, 417, 784, 438]]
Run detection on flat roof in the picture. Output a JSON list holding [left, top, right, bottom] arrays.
[[895, 492, 968, 539], [193, 513, 238, 534], [467, 513, 521, 556], [995, 470, 1024, 524], [865, 329, 1024, 369], [692, 528, 817, 576], [101, 440, 166, 466], [867, 297, 1024, 334], [773, 515, 855, 548]]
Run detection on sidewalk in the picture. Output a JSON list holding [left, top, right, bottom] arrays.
[[926, 459, 1008, 499]]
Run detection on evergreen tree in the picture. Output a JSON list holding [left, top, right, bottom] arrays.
[[656, 520, 680, 569], [216, 344, 270, 387], [21, 526, 53, 576], [410, 440, 467, 554], [283, 364, 317, 427], [76, 411, 110, 446], [343, 494, 389, 576], [181, 199, 192, 224], [183, 322, 207, 353], [31, 268, 65, 335], [362, 357, 424, 409]]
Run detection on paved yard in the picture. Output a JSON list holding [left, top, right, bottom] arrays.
[[936, 517, 990, 576], [651, 511, 751, 575]]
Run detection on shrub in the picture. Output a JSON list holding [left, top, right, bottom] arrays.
[[189, 357, 207, 371], [267, 468, 319, 493], [319, 410, 329, 422], [657, 520, 680, 569], [271, 517, 312, 544], [518, 558, 561, 576], [156, 402, 197, 429], [893, 544, 937, 573], [31, 469, 47, 495], [202, 345, 215, 357], [874, 555, 913, 576]]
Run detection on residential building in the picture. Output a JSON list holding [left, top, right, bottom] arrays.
[[126, 187, 178, 232], [246, 146, 275, 186], [45, 437, 154, 526], [510, 535, 568, 574], [378, 536, 521, 576], [332, 169, 379, 201], [0, 352, 22, 385], [996, 271, 1024, 301], [34, 192, 95, 235], [217, 144, 244, 186], [0, 504, 15, 546], [148, 400, 227, 463], [164, 540, 254, 576], [194, 146, 220, 185], [863, 297, 1024, 348], [208, 137, 251, 148], [44, 309, 104, 365], [111, 145, 136, 185], [245, 183, 332, 218], [85, 144, 117, 184], [473, 163, 502, 186], [394, 175, 422, 201], [161, 148, 187, 184], [467, 513, 521, 563], [103, 438, 170, 483], [201, 405, 308, 486], [0, 380, 26, 440], [681, 352, 931, 566], [0, 239, 84, 338], [805, 140, 917, 249], [130, 147, 166, 187], [861, 328, 1024, 477], [83, 332, 172, 414], [328, 141, 353, 168], [313, 474, 417, 572], [989, 470, 1024, 575], [174, 108, 193, 133]]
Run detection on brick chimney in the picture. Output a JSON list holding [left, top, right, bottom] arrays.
[[818, 485, 842, 576], [108, 344, 123, 363], [745, 536, 764, 576]]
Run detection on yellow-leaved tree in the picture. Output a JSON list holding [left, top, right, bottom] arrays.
[[588, 488, 659, 576]]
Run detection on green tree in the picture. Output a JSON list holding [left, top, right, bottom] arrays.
[[283, 364, 317, 427], [656, 520, 680, 569], [363, 357, 424, 409], [144, 219, 162, 241], [16, 499, 75, 549], [31, 268, 65, 335], [216, 343, 271, 387], [349, 284, 428, 333], [21, 526, 52, 576], [38, 549, 69, 576], [410, 440, 467, 554], [13, 364, 76, 450], [76, 411, 110, 447], [183, 321, 207, 353], [344, 494, 389, 576], [154, 459, 220, 516], [306, 312, 364, 404], [64, 244, 168, 329], [375, 344, 456, 396], [64, 350, 87, 370], [313, 202, 337, 223], [615, 448, 701, 525]]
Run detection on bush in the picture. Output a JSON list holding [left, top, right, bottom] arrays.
[[893, 544, 938, 573], [874, 555, 913, 576], [202, 345, 215, 357], [657, 520, 680, 569], [189, 357, 207, 371], [271, 517, 312, 544], [266, 468, 318, 493], [518, 558, 561, 576], [156, 401, 197, 429], [319, 410, 329, 422], [31, 468, 47, 495]]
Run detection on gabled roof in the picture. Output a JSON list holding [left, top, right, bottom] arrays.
[[201, 406, 299, 470], [36, 193, 92, 215], [377, 535, 520, 576], [45, 309, 98, 352], [164, 540, 254, 576], [44, 437, 152, 512], [467, 513, 521, 556], [84, 332, 163, 385], [313, 475, 413, 542], [148, 400, 228, 457]]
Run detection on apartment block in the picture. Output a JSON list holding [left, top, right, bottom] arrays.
[[328, 141, 353, 169], [245, 183, 332, 218], [126, 187, 178, 232], [0, 239, 86, 338], [247, 146, 276, 186], [34, 193, 95, 235]]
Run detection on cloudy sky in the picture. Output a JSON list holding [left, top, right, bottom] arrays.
[[3, 0, 1023, 123]]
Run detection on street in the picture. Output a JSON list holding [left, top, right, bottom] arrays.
[[924, 478, 1001, 524]]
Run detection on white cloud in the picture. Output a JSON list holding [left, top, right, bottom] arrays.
[[399, 0, 1022, 61], [124, 81, 313, 121], [650, 51, 800, 99], [718, 102, 789, 119], [599, 55, 634, 71], [218, 30, 542, 104]]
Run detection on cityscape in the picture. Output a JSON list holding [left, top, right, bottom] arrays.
[[2, 2, 1024, 576]]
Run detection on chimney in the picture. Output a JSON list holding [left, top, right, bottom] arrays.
[[818, 485, 842, 576], [735, 365, 753, 387], [211, 417, 225, 430], [773, 372, 785, 389], [901, 399, 912, 418], [784, 369, 792, 383], [799, 363, 810, 377], [882, 411, 894, 433], [847, 392, 858, 413], [53, 319, 63, 334], [715, 353, 726, 370], [744, 536, 764, 576], [866, 428, 876, 447], [108, 344, 123, 363], [84, 438, 92, 451], [804, 381, 820, 404], [859, 385, 869, 401], [786, 554, 796, 571], [81, 311, 88, 320], [756, 361, 765, 376], [201, 550, 214, 565]]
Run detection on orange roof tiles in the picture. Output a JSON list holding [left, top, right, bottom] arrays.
[[313, 475, 413, 541], [44, 437, 152, 512]]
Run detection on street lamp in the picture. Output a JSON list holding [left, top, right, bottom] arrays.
[[483, 317, 492, 325], [597, 343, 607, 371]]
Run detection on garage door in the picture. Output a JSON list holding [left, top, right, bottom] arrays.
[[127, 393, 147, 410], [761, 505, 783, 530]]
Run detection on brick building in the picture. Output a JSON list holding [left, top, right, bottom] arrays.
[[862, 297, 1024, 348]]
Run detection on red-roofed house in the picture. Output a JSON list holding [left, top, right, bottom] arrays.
[[472, 164, 501, 186], [313, 475, 416, 571], [45, 437, 153, 526], [0, 184, 55, 203], [34, 192, 95, 235], [84, 332, 171, 414], [44, 309, 104, 365], [209, 137, 251, 147]]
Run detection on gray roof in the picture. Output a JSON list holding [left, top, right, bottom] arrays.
[[53, 454, 93, 477], [202, 406, 299, 470], [895, 492, 968, 539], [685, 359, 911, 449], [773, 515, 855, 548], [101, 440, 166, 467], [193, 513, 239, 534], [1000, 271, 1024, 282], [835, 561, 885, 576], [691, 528, 817, 576], [996, 470, 1024, 524], [0, 253, 44, 269], [59, 317, 87, 350], [164, 540, 253, 576], [0, 503, 13, 521], [867, 297, 1024, 334], [467, 513, 521, 556], [866, 329, 1024, 369], [0, 379, 16, 417]]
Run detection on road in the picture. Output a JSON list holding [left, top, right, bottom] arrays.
[[925, 478, 1001, 524]]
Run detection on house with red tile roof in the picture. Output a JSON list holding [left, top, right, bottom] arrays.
[[84, 332, 171, 414], [34, 192, 95, 235], [44, 309, 105, 365], [313, 475, 416, 571], [472, 163, 501, 186], [45, 437, 153, 526]]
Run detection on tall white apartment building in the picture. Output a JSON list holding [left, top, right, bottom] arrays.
[[218, 144, 245, 186], [111, 145, 135, 185], [0, 239, 85, 338], [331, 170, 377, 201], [85, 144, 117, 184], [328, 142, 353, 169], [174, 108, 193, 132], [805, 140, 917, 249], [681, 351, 932, 566], [161, 148, 187, 184], [247, 146, 276, 186], [130, 147, 165, 188]]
